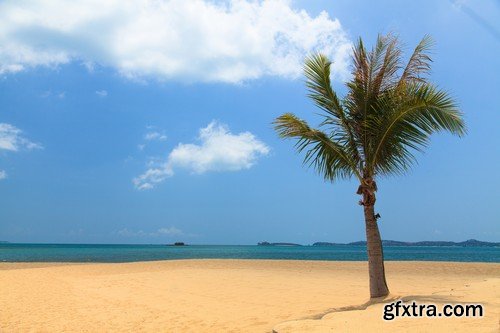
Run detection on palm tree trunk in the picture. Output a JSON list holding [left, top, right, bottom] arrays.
[[363, 204, 389, 298]]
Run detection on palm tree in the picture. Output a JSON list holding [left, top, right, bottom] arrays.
[[274, 34, 465, 298]]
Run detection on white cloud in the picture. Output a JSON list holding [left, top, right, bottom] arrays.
[[133, 167, 174, 190], [95, 90, 108, 97], [169, 121, 270, 173], [144, 131, 167, 141], [0, 170, 6, 180], [0, 123, 42, 152], [136, 128, 167, 154], [134, 121, 269, 189], [40, 90, 65, 99], [157, 226, 184, 236], [0, 0, 352, 83], [117, 226, 184, 238]]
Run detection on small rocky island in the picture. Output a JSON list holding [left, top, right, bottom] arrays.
[[258, 241, 302, 246]]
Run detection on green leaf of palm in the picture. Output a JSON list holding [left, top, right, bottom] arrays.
[[274, 113, 361, 181], [274, 34, 465, 183], [371, 83, 465, 175]]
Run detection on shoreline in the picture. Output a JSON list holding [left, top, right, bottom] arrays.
[[1, 258, 499, 267], [1, 260, 499, 332], [1, 258, 500, 264]]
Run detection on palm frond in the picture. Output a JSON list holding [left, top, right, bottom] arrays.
[[371, 34, 402, 95], [370, 82, 466, 175], [351, 37, 369, 92], [274, 113, 361, 181], [347, 38, 369, 120], [398, 35, 433, 86], [274, 33, 465, 184], [303, 54, 361, 164]]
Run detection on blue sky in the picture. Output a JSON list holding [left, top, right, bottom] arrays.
[[1, 0, 499, 244]]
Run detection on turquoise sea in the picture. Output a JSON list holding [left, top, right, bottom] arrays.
[[0, 243, 498, 263]]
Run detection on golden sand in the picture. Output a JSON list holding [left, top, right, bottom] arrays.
[[0, 260, 498, 332]]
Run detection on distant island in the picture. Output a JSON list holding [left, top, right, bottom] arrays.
[[312, 239, 499, 247], [257, 239, 498, 247], [258, 242, 302, 246]]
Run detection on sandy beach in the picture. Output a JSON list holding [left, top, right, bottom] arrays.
[[0, 260, 498, 332]]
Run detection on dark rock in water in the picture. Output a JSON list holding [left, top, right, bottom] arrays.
[[173, 242, 186, 246]]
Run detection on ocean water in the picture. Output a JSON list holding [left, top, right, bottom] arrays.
[[0, 243, 498, 263]]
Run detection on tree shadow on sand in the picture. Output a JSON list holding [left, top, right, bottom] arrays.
[[272, 292, 466, 332]]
